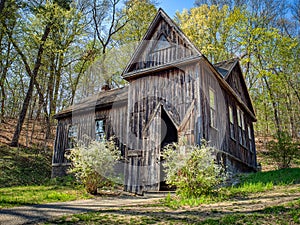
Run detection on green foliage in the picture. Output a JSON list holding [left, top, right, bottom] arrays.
[[67, 138, 121, 194], [267, 131, 300, 169], [176, 5, 243, 63], [162, 138, 226, 198], [114, 0, 157, 44]]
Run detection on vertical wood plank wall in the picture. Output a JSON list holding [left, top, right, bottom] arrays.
[[52, 104, 128, 176]]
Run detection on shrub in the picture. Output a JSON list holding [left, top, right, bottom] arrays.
[[161, 138, 226, 198], [67, 138, 121, 194], [267, 131, 300, 169]]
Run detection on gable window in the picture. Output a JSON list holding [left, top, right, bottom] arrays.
[[248, 125, 253, 152], [229, 106, 235, 139], [153, 34, 171, 52], [67, 125, 77, 149], [95, 119, 105, 141], [209, 88, 216, 128]]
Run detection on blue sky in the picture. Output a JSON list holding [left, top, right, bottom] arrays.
[[156, 0, 296, 19], [157, 0, 195, 17]]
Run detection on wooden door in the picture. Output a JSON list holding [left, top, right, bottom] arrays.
[[141, 103, 162, 192]]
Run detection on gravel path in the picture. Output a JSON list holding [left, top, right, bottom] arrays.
[[0, 195, 163, 225]]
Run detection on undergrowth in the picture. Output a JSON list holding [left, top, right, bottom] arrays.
[[162, 168, 300, 208], [0, 144, 52, 187]]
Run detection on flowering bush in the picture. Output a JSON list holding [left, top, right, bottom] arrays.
[[67, 137, 121, 194], [162, 138, 226, 198]]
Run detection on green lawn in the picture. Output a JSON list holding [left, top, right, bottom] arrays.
[[0, 144, 92, 208], [0, 185, 91, 208]]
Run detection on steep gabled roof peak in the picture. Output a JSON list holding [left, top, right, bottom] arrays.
[[122, 8, 202, 79]]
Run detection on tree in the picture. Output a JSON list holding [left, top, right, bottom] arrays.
[[176, 5, 244, 63], [0, 0, 17, 122], [114, 0, 157, 45], [267, 131, 300, 169], [2, 0, 72, 146]]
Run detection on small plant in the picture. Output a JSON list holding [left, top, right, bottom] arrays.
[[67, 137, 121, 194], [267, 131, 300, 169], [161, 138, 226, 198]]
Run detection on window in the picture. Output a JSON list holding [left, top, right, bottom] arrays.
[[67, 125, 77, 149], [248, 125, 253, 152], [209, 88, 216, 128], [237, 108, 243, 145], [153, 34, 171, 51], [229, 106, 235, 139], [95, 119, 105, 141], [237, 108, 246, 146]]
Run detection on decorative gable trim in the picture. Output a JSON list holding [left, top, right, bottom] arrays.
[[122, 8, 202, 78]]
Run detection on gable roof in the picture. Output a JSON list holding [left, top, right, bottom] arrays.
[[214, 58, 238, 78], [212, 58, 256, 117], [54, 86, 128, 119], [122, 8, 202, 79]]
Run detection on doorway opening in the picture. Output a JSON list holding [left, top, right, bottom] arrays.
[[160, 107, 178, 191]]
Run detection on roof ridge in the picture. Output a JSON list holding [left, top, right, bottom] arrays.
[[214, 57, 239, 66]]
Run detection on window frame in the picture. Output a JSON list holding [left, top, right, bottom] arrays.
[[95, 119, 106, 141], [67, 124, 77, 149], [237, 107, 243, 145], [209, 87, 217, 129], [248, 125, 253, 152], [229, 106, 235, 140], [153, 34, 172, 52], [237, 107, 248, 147]]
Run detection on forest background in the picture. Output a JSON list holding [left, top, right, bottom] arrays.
[[0, 0, 299, 149]]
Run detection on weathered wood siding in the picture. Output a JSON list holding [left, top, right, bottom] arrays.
[[222, 95, 257, 171], [52, 104, 128, 177], [127, 18, 197, 73], [198, 61, 257, 172], [225, 65, 253, 112], [125, 61, 201, 193]]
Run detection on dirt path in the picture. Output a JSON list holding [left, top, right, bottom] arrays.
[[0, 185, 299, 225], [0, 196, 162, 225]]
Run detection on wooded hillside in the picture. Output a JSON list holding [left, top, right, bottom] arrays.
[[0, 0, 299, 149]]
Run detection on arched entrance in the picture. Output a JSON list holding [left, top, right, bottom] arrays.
[[160, 107, 178, 191]]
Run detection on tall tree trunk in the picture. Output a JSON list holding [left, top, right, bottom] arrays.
[[262, 76, 282, 134], [10, 24, 51, 147], [0, 24, 12, 123]]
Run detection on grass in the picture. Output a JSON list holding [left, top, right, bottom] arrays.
[[0, 184, 91, 208], [0, 144, 92, 208], [0, 144, 52, 187], [161, 168, 300, 208]]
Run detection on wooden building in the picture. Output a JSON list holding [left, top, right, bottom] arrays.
[[52, 9, 257, 194]]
